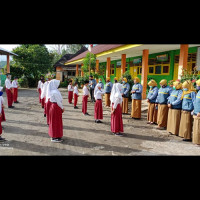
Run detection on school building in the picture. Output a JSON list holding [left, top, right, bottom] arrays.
[[63, 44, 200, 99]]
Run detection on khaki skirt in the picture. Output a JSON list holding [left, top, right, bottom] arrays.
[[131, 99, 141, 119], [147, 103, 158, 123], [167, 108, 181, 135], [105, 93, 110, 107], [178, 110, 193, 139], [157, 104, 169, 128], [122, 97, 129, 114], [192, 115, 200, 145]]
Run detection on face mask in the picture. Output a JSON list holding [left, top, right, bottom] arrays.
[[173, 86, 176, 90], [196, 86, 200, 91], [99, 81, 101, 83], [183, 88, 188, 91], [149, 86, 153, 88], [122, 81, 125, 84], [161, 85, 166, 88]]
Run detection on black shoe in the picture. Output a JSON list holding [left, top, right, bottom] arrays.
[[85, 112, 90, 116], [14, 101, 19, 103], [115, 133, 123, 137], [8, 106, 14, 108], [183, 138, 192, 142], [51, 138, 63, 143], [0, 136, 6, 142], [42, 106, 44, 108], [96, 120, 103, 123], [74, 106, 78, 109], [44, 114, 46, 117]]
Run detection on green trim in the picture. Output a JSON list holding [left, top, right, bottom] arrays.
[[169, 50, 175, 80]]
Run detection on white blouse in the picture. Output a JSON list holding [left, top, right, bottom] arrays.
[[5, 78, 13, 89], [73, 86, 79, 95], [83, 85, 89, 96], [12, 80, 18, 88], [94, 89, 105, 100], [68, 85, 73, 91]]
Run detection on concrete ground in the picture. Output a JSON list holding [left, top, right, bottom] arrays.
[[0, 87, 200, 156]]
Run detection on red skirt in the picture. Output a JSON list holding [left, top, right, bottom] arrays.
[[43, 97, 46, 114], [1, 107, 6, 122], [0, 114, 2, 135], [6, 88, 13, 107], [46, 98, 51, 125], [74, 93, 78, 107], [94, 99, 103, 120], [41, 97, 45, 108], [13, 88, 18, 102], [48, 103, 63, 138], [111, 103, 124, 133], [38, 88, 41, 103], [68, 91, 73, 103], [82, 95, 88, 114]]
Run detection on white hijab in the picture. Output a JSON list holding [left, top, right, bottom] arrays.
[[94, 83, 102, 99], [110, 83, 123, 107], [46, 79, 63, 103], [41, 81, 48, 100]]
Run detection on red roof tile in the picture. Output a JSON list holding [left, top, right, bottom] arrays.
[[65, 44, 124, 64]]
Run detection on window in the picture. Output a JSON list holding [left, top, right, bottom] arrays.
[[149, 66, 154, 74], [68, 71, 71, 76], [110, 64, 114, 75], [163, 65, 169, 73], [155, 65, 162, 74], [72, 72, 76, 76]]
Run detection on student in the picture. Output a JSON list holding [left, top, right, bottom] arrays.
[[192, 79, 200, 145], [47, 79, 64, 143], [131, 77, 143, 119], [82, 80, 90, 116], [89, 75, 97, 102], [73, 82, 79, 109], [122, 78, 130, 114], [12, 76, 19, 103], [40, 78, 46, 109], [0, 95, 5, 142], [0, 87, 6, 123], [41, 78, 49, 117], [155, 79, 172, 130], [94, 83, 105, 123], [179, 80, 196, 141], [45, 79, 52, 126], [5, 73, 14, 108], [147, 79, 158, 125], [37, 75, 44, 103], [110, 82, 124, 136], [104, 78, 113, 107], [167, 80, 183, 136], [68, 80, 73, 104]]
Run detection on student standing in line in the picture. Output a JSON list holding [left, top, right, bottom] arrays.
[[179, 80, 196, 142], [192, 79, 200, 145], [130, 77, 143, 119], [155, 79, 173, 130], [5, 73, 14, 108], [94, 83, 105, 123], [0, 87, 6, 124], [110, 82, 124, 136], [68, 80, 73, 104], [147, 79, 158, 125], [45, 79, 52, 126], [41, 78, 49, 117], [11, 76, 19, 103], [167, 80, 183, 136], [73, 82, 79, 109], [47, 79, 64, 143], [82, 80, 90, 116], [40, 78, 46, 109], [89, 75, 97, 102], [104, 78, 113, 108], [37, 75, 44, 104], [0, 95, 5, 142], [122, 77, 130, 114]]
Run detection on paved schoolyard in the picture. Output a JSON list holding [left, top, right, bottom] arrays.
[[0, 87, 200, 155]]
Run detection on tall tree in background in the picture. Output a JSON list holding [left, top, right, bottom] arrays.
[[12, 44, 53, 87]]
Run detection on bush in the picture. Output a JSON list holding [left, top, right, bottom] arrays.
[[18, 77, 29, 88], [60, 79, 68, 88]]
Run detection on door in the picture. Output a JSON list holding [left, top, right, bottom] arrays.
[[116, 68, 121, 80], [173, 63, 179, 81]]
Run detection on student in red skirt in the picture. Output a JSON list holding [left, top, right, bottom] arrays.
[[0, 95, 5, 142], [5, 73, 14, 108], [47, 79, 64, 143], [68, 80, 73, 104], [0, 87, 6, 123], [37, 75, 44, 104], [110, 83, 124, 136], [12, 76, 19, 103], [45, 79, 52, 126], [82, 80, 90, 116], [40, 79, 46, 108], [73, 82, 79, 109], [41, 78, 49, 117], [94, 83, 105, 123]]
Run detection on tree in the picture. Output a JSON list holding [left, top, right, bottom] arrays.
[[12, 44, 53, 87]]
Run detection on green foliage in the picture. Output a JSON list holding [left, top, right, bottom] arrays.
[[82, 52, 96, 73], [18, 77, 28, 88], [12, 44, 53, 87], [60, 79, 68, 88]]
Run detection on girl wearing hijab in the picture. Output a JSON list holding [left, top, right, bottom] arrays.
[[73, 82, 79, 109], [5, 74, 14, 108], [82, 80, 90, 116], [47, 79, 64, 143], [37, 76, 44, 103], [178, 80, 196, 141], [68, 80, 73, 104], [0, 87, 6, 123], [155, 79, 173, 130], [45, 79, 52, 126], [131, 77, 143, 119], [41, 78, 49, 117], [192, 79, 200, 145], [12, 76, 19, 103], [167, 80, 183, 136], [147, 79, 158, 125], [110, 83, 124, 136], [122, 77, 130, 114], [94, 83, 105, 123], [105, 78, 113, 107]]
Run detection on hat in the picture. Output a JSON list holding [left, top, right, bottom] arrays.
[[123, 78, 127, 83], [148, 79, 157, 87], [173, 80, 182, 90], [114, 77, 118, 81], [159, 79, 167, 86], [134, 77, 140, 83]]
